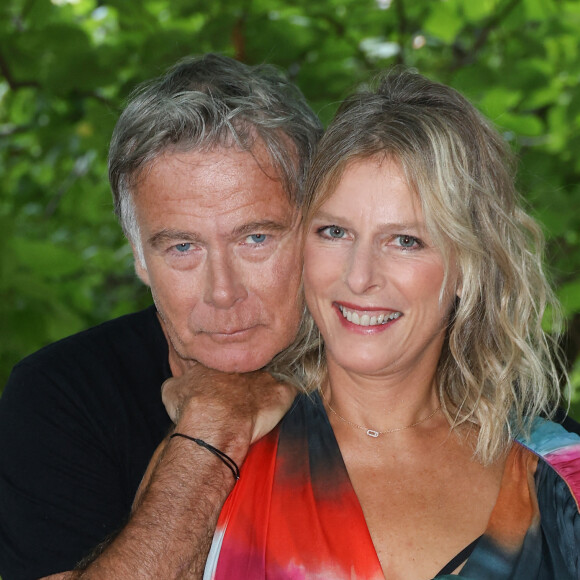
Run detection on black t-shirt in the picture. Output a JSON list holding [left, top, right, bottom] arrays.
[[0, 306, 173, 580]]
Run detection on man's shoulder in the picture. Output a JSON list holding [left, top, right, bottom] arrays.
[[0, 309, 172, 580], [15, 305, 164, 373], [3, 304, 170, 433], [6, 306, 170, 405]]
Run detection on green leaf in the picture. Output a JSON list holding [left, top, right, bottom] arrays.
[[559, 280, 580, 317], [9, 238, 86, 278], [495, 112, 544, 137], [462, 0, 499, 21], [423, 2, 464, 44]]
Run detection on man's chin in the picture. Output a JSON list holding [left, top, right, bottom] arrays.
[[198, 351, 274, 374], [170, 344, 276, 374]]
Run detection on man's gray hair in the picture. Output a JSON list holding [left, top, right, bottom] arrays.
[[108, 53, 323, 261]]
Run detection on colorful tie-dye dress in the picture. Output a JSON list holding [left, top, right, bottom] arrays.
[[204, 393, 580, 579]]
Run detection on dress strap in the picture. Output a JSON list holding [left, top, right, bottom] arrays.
[[436, 535, 482, 576]]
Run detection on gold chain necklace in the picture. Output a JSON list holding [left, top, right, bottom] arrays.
[[320, 388, 441, 438]]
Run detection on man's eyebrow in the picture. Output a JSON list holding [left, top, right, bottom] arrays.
[[231, 220, 291, 237], [148, 229, 203, 248]]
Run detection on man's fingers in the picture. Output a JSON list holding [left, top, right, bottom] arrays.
[[161, 364, 299, 441], [250, 380, 298, 443]]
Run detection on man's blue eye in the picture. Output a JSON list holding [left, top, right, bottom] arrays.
[[248, 234, 267, 243], [175, 243, 191, 252]]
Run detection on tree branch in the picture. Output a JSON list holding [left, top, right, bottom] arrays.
[[562, 312, 580, 374], [393, 0, 408, 65], [232, 15, 247, 63], [450, 0, 522, 72], [0, 51, 40, 90]]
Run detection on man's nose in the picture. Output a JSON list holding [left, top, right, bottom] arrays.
[[203, 250, 248, 308]]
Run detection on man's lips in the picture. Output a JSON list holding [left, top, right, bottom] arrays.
[[197, 326, 260, 343]]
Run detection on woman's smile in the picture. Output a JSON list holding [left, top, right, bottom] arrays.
[[336, 303, 402, 329]]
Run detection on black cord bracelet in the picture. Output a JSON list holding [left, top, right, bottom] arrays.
[[170, 433, 240, 481]]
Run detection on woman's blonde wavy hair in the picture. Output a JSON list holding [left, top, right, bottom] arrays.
[[268, 68, 566, 465]]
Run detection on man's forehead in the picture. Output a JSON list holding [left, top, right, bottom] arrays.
[[134, 146, 299, 238], [138, 143, 292, 199], [157, 139, 280, 178]]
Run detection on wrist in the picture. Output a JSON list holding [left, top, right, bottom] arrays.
[[174, 413, 252, 467], [170, 433, 240, 481]]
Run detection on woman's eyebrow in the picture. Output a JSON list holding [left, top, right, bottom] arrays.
[[311, 211, 425, 232]]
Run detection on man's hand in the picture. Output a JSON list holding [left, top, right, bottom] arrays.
[[162, 364, 297, 446], [64, 367, 297, 580], [132, 366, 295, 514]]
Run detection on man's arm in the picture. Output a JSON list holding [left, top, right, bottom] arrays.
[[46, 368, 295, 580]]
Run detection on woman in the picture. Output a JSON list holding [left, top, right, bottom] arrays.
[[203, 70, 580, 579]]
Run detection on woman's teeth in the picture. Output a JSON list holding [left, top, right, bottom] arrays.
[[338, 306, 401, 327]]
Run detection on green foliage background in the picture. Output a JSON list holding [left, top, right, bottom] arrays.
[[1, 0, 580, 416]]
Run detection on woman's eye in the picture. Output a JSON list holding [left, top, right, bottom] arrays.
[[319, 225, 347, 239], [246, 233, 267, 244], [174, 243, 192, 252], [395, 235, 420, 248]]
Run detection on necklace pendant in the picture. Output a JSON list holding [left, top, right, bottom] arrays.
[[366, 429, 379, 438]]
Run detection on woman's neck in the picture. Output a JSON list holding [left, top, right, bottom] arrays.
[[322, 357, 442, 435]]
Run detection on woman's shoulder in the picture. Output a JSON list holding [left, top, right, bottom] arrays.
[[515, 419, 580, 577], [516, 417, 580, 504]]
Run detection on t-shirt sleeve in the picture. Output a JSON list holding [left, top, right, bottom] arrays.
[[0, 359, 130, 579]]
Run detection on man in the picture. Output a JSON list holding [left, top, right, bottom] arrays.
[[0, 53, 322, 579]]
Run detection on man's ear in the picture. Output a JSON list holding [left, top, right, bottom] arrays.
[[131, 243, 150, 286]]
